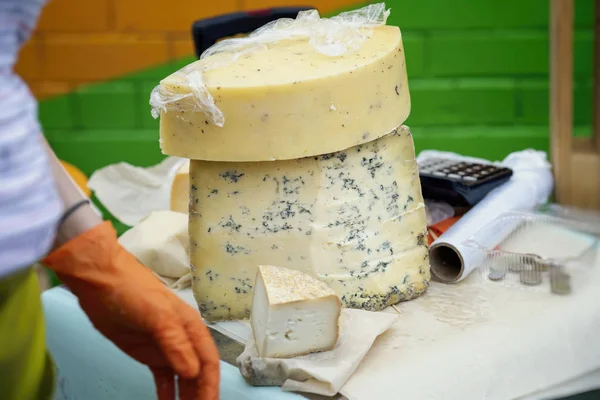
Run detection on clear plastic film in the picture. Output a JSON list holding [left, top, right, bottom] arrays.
[[462, 210, 599, 295], [425, 199, 455, 226], [149, 3, 390, 127]]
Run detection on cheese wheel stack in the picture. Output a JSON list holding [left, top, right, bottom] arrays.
[[159, 24, 430, 322]]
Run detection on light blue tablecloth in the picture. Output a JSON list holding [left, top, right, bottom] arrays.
[[42, 287, 303, 400]]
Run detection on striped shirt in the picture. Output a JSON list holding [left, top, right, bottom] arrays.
[[0, 0, 63, 278]]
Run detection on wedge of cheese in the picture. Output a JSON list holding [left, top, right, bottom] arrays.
[[158, 25, 410, 161], [189, 125, 430, 321], [252, 265, 341, 359], [170, 161, 190, 213]]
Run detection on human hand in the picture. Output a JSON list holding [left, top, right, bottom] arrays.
[[43, 221, 220, 400]]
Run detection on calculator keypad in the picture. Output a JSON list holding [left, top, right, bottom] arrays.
[[419, 158, 511, 186]]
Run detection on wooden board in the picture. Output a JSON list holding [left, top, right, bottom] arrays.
[[550, 0, 600, 210]]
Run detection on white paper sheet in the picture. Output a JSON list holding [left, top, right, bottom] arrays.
[[419, 149, 554, 283], [87, 156, 186, 226], [339, 228, 599, 400], [237, 309, 398, 397]]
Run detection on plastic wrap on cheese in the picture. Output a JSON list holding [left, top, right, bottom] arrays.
[[150, 3, 389, 125]]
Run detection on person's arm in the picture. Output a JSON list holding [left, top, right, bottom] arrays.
[[40, 137, 220, 400], [39, 136, 102, 248]]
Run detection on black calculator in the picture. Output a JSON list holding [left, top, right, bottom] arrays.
[[418, 158, 513, 207]]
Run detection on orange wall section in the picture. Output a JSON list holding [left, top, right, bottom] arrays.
[[18, 0, 363, 100]]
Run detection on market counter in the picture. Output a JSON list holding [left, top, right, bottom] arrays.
[[43, 244, 600, 400]]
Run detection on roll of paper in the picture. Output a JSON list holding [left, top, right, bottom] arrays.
[[419, 150, 554, 283]]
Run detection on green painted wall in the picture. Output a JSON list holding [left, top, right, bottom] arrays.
[[42, 0, 596, 179]]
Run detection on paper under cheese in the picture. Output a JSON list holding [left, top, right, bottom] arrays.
[[189, 125, 430, 322], [170, 161, 190, 213], [158, 25, 410, 161], [252, 265, 341, 358]]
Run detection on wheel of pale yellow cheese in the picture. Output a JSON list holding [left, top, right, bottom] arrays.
[[157, 25, 410, 162]]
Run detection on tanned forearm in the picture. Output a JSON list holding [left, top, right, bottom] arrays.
[[40, 136, 103, 249]]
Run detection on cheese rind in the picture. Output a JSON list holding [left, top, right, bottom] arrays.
[[252, 265, 341, 358], [158, 26, 410, 161], [189, 125, 430, 321], [170, 161, 190, 213], [258, 264, 339, 305]]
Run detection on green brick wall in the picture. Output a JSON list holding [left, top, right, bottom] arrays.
[[42, 0, 596, 178], [390, 0, 595, 144]]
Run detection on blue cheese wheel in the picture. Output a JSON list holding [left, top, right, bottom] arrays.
[[189, 125, 430, 321]]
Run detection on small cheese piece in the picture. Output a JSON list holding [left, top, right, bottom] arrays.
[[189, 125, 430, 321], [170, 161, 190, 213], [158, 26, 410, 161], [252, 265, 341, 359]]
